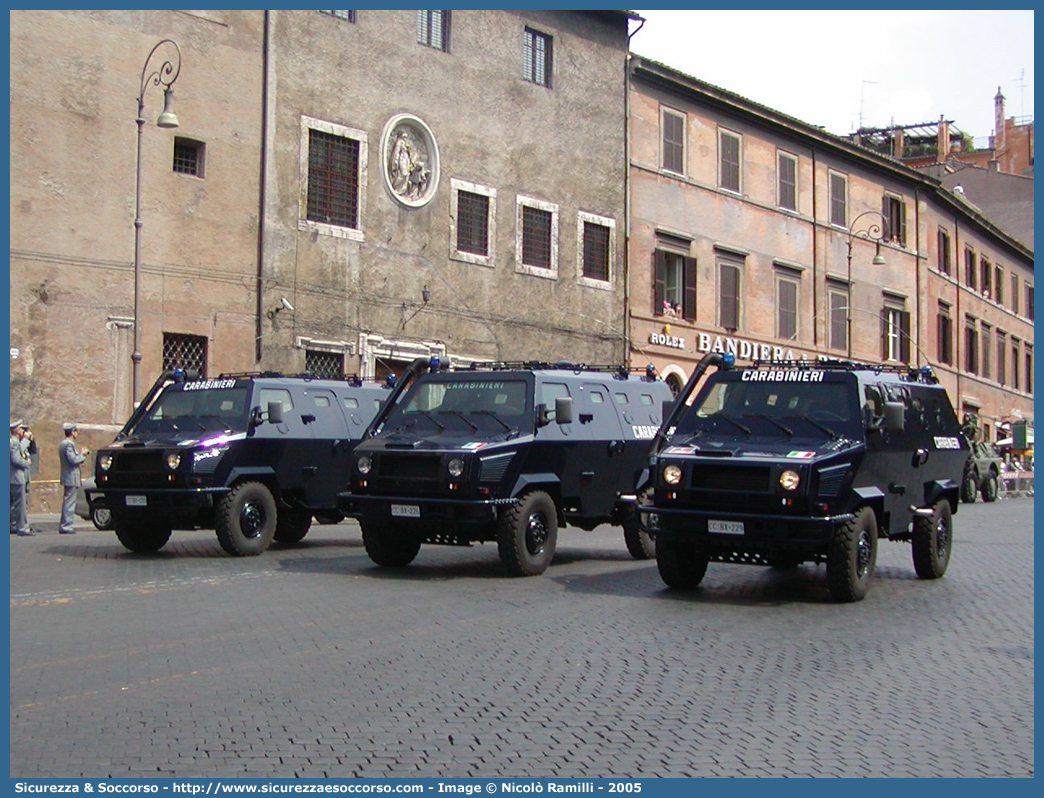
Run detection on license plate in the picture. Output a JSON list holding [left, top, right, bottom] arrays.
[[708, 519, 744, 535], [126, 495, 147, 507], [390, 504, 420, 518]]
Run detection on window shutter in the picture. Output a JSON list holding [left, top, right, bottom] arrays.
[[899, 311, 911, 362], [653, 251, 666, 316], [880, 309, 888, 360], [682, 256, 696, 321]]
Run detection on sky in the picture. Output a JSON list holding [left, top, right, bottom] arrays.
[[630, 9, 1034, 144]]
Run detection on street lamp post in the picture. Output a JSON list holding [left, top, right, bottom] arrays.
[[132, 39, 181, 406], [844, 210, 888, 359]]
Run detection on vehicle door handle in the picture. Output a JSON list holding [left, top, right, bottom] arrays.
[[301, 414, 316, 424], [912, 448, 929, 467]]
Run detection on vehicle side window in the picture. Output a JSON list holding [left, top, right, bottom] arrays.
[[260, 388, 293, 413], [639, 394, 654, 406], [313, 394, 332, 408], [614, 392, 629, 405], [863, 384, 885, 424], [342, 397, 360, 409]]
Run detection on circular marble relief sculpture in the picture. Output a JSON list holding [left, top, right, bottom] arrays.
[[381, 114, 440, 208]]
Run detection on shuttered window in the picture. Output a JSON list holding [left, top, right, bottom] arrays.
[[417, 10, 449, 51], [523, 28, 552, 87], [662, 110, 685, 174], [719, 261, 741, 331], [829, 172, 847, 226], [778, 152, 797, 210], [653, 250, 696, 321], [719, 130, 741, 192]]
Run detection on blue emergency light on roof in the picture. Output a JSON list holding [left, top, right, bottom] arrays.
[[645, 364, 657, 379], [721, 352, 735, 368], [429, 355, 441, 370], [172, 367, 185, 382], [386, 374, 397, 387]]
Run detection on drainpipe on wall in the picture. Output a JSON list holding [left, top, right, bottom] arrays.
[[254, 10, 271, 364], [623, 19, 644, 367]]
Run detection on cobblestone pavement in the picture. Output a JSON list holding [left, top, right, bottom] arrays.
[[9, 499, 1034, 778]]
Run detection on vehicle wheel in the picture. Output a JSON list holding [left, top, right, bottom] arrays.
[[113, 518, 171, 553], [655, 535, 709, 589], [826, 507, 877, 602], [274, 508, 312, 544], [980, 472, 999, 503], [91, 506, 113, 531], [361, 519, 421, 567], [497, 491, 558, 576], [960, 472, 978, 503], [622, 491, 656, 560], [215, 481, 277, 557], [912, 499, 953, 579]]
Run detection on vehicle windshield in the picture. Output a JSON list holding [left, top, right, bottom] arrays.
[[129, 385, 251, 438], [384, 378, 531, 436], [676, 373, 861, 441]]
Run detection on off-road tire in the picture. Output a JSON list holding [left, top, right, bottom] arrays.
[[980, 472, 999, 503], [912, 499, 953, 579], [215, 481, 277, 557], [497, 491, 558, 576], [826, 507, 878, 602], [960, 472, 978, 503], [622, 491, 656, 560], [361, 519, 421, 567], [274, 508, 312, 544], [655, 535, 709, 589], [113, 518, 172, 553]]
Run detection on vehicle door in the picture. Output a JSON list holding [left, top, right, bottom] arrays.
[[294, 387, 356, 506], [253, 385, 316, 500], [860, 381, 915, 531], [573, 382, 628, 515], [531, 380, 588, 508]]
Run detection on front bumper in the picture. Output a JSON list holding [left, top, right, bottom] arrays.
[[647, 503, 853, 546], [339, 491, 516, 527], [86, 486, 228, 512]]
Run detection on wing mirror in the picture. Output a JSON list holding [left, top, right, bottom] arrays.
[[555, 396, 574, 425], [882, 401, 905, 432]]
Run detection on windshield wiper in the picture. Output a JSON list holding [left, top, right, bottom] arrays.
[[409, 410, 445, 431], [472, 410, 514, 433], [783, 415, 838, 439], [438, 410, 478, 431], [711, 414, 751, 435], [745, 414, 793, 436]]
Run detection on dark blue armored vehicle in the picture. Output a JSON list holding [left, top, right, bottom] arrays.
[[88, 370, 389, 556], [340, 358, 674, 575], [645, 354, 969, 601]]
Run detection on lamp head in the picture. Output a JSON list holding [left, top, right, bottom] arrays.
[[156, 87, 179, 128]]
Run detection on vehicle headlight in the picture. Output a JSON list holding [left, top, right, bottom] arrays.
[[165, 452, 182, 471], [98, 454, 114, 472], [779, 469, 801, 491], [447, 457, 465, 478], [357, 455, 372, 475], [663, 464, 683, 485]]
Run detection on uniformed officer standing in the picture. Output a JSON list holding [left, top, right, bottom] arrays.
[[58, 423, 89, 535], [10, 419, 33, 536]]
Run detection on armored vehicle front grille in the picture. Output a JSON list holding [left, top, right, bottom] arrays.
[[376, 454, 441, 481], [690, 465, 770, 492], [113, 450, 164, 473], [816, 464, 850, 497], [479, 453, 514, 483]]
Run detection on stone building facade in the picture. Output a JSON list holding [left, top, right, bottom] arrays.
[[627, 56, 1034, 443], [9, 9, 633, 509]]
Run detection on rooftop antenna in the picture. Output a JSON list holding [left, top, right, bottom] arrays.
[[859, 80, 878, 131], [1014, 68, 1027, 118]]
